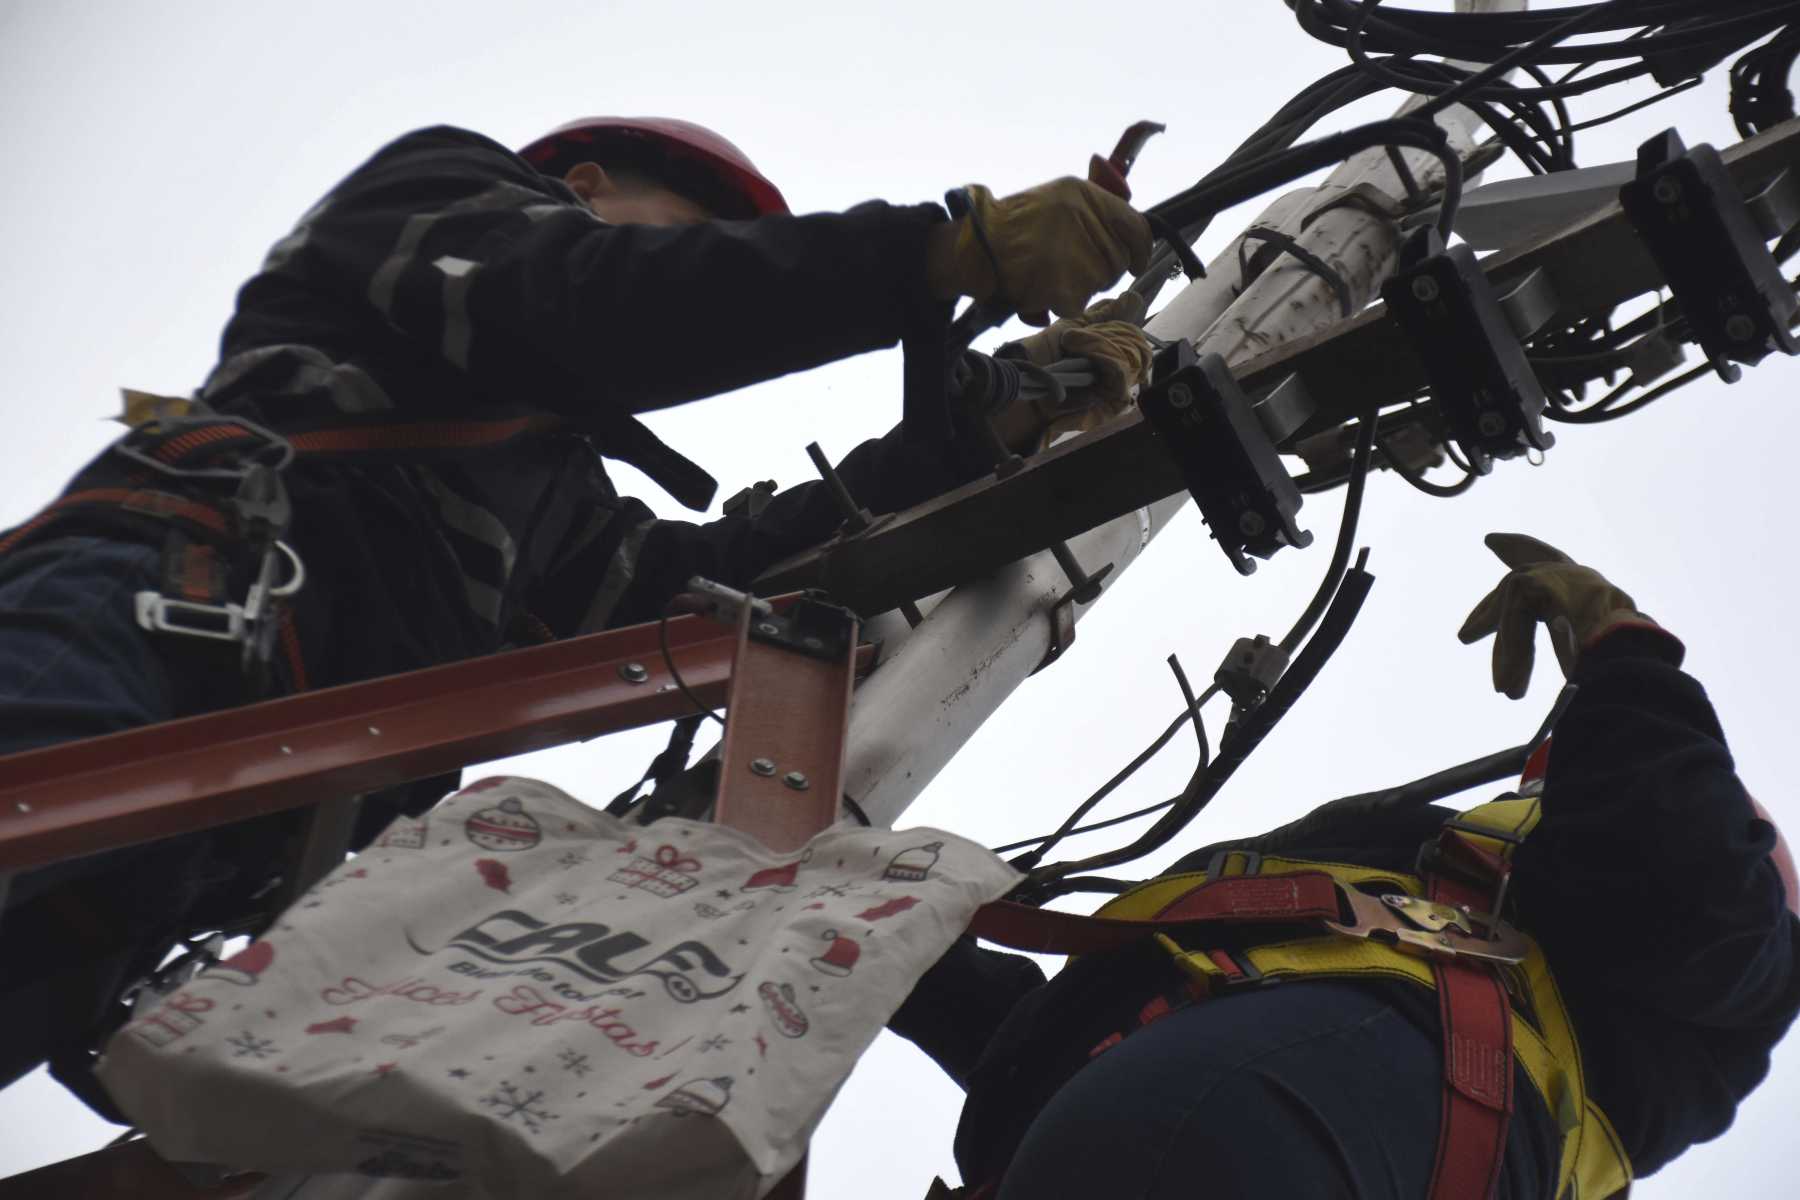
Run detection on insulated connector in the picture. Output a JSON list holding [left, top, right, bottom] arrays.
[[1215, 634, 1289, 708]]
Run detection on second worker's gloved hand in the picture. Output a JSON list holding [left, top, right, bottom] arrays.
[[1457, 532, 1657, 699], [999, 293, 1155, 448], [926, 178, 1153, 323]]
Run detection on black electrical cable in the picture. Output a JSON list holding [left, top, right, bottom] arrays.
[[1295, 0, 1792, 71], [1381, 434, 1479, 497], [995, 666, 1219, 864], [1563, 74, 1706, 132], [1150, 117, 1464, 239], [1030, 549, 1376, 892], [1281, 411, 1376, 656], [1545, 359, 1712, 423], [659, 610, 725, 726]]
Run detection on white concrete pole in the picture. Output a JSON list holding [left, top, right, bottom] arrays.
[[847, 2, 1519, 827]]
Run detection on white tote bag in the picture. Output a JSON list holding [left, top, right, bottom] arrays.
[[98, 776, 1019, 1199]]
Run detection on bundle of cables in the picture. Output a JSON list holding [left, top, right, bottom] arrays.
[[996, 0, 1800, 893]]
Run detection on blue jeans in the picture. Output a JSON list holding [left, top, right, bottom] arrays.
[[994, 980, 1559, 1200], [0, 535, 263, 1105]]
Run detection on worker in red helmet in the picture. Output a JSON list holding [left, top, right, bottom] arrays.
[[0, 116, 1158, 1117], [891, 533, 1799, 1198]]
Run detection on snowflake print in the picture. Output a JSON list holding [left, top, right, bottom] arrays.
[[558, 1049, 593, 1078], [226, 1031, 277, 1060], [480, 1081, 559, 1134], [556, 850, 590, 869], [554, 892, 578, 906], [699, 1035, 731, 1053]]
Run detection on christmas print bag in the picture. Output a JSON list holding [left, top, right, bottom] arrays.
[[97, 776, 1020, 1199]]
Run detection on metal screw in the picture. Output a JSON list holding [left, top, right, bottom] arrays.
[[801, 636, 823, 651], [16, 802, 30, 814], [1725, 314, 1757, 343], [280, 745, 293, 755], [783, 771, 811, 791], [1410, 275, 1440, 303], [1477, 411, 1507, 438], [750, 758, 777, 777], [1438, 934, 1453, 946], [1167, 382, 1194, 410], [757, 622, 780, 637], [368, 726, 381, 736], [619, 661, 650, 684], [1652, 175, 1681, 205], [1238, 511, 1267, 537]]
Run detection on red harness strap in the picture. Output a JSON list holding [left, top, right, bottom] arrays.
[[966, 871, 1344, 955], [1424, 841, 1515, 1200]]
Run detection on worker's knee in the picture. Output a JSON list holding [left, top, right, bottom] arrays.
[[0, 534, 174, 752]]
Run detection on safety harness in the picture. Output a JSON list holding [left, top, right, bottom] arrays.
[[0, 397, 581, 694], [967, 794, 1633, 1200]]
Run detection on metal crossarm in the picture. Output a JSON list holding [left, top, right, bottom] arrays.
[[0, 605, 757, 874]]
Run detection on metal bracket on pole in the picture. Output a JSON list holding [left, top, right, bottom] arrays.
[[1138, 341, 1313, 576], [978, 418, 1113, 605], [804, 442, 924, 628], [712, 591, 859, 854], [1381, 225, 1556, 474], [1619, 128, 1800, 384]]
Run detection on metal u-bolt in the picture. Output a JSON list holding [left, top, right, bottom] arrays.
[[979, 418, 1112, 605], [805, 442, 925, 627]]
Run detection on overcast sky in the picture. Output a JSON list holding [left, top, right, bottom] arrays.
[[2, 2, 1796, 1196]]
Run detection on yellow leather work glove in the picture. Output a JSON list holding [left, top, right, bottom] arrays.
[[926, 178, 1153, 323], [1457, 532, 1657, 699], [1001, 293, 1154, 448]]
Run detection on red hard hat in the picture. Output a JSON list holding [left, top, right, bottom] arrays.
[[518, 117, 790, 218]]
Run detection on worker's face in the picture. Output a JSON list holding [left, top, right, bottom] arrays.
[[562, 162, 714, 227]]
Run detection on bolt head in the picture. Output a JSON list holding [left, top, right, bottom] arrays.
[[801, 636, 823, 650], [1725, 313, 1757, 343], [783, 771, 811, 791], [619, 661, 650, 684], [1237, 511, 1267, 537], [1477, 412, 1507, 438], [757, 622, 780, 636], [750, 758, 777, 777], [1167, 382, 1193, 410], [1651, 175, 1681, 205], [1410, 274, 1440, 303]]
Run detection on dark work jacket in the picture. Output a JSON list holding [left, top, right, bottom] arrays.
[[892, 628, 1800, 1184], [178, 125, 975, 687]]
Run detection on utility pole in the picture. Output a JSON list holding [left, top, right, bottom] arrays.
[[842, 0, 1520, 829]]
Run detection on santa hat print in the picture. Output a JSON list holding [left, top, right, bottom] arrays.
[[809, 929, 862, 978], [463, 797, 542, 852], [742, 848, 811, 893]]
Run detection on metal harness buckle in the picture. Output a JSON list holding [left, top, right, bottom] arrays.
[[1324, 885, 1530, 966], [135, 539, 306, 668]]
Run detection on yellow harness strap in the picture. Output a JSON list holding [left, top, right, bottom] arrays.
[[1095, 800, 1632, 1199]]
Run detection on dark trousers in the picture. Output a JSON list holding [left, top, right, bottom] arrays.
[[0, 535, 262, 1107], [993, 980, 1559, 1200]]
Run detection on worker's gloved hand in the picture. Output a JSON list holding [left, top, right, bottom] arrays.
[[926, 178, 1153, 323], [1457, 532, 1656, 699], [998, 293, 1155, 448]]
